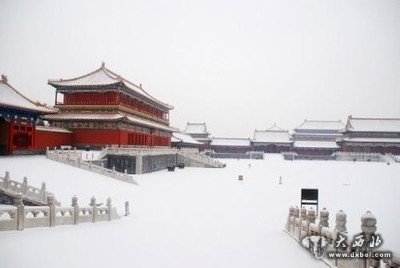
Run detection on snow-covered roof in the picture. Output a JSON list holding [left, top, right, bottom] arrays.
[[172, 132, 202, 145], [253, 124, 292, 143], [346, 117, 400, 133], [0, 75, 55, 113], [211, 138, 251, 147], [293, 141, 339, 148], [48, 63, 173, 110], [36, 126, 72, 133], [44, 112, 178, 132], [184, 123, 209, 135], [342, 137, 400, 144], [295, 120, 345, 131]]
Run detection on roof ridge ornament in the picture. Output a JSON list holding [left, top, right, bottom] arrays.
[[1, 74, 8, 83], [101, 61, 105, 68]]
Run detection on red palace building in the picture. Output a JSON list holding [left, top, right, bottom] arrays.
[[340, 116, 400, 154], [0, 75, 72, 155], [44, 63, 177, 148]]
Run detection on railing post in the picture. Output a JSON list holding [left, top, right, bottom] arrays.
[[300, 207, 307, 240], [4, 171, 10, 189], [306, 207, 316, 236], [318, 207, 329, 234], [48, 195, 56, 227], [15, 193, 24, 230], [72, 195, 79, 225], [286, 206, 294, 231], [107, 197, 112, 221], [125, 201, 130, 216], [90, 196, 97, 223], [46, 147, 49, 158], [41, 182, 47, 201], [22, 176, 28, 194], [361, 211, 379, 267], [335, 210, 347, 233], [293, 206, 300, 235]]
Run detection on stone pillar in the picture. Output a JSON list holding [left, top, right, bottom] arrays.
[[361, 211, 380, 267], [41, 182, 47, 201], [48, 195, 56, 227], [318, 207, 329, 234], [22, 177, 28, 194], [293, 206, 300, 235], [4, 171, 10, 189], [299, 207, 307, 240], [90, 196, 97, 223], [335, 210, 347, 233], [125, 201, 130, 217], [46, 147, 49, 158], [135, 155, 143, 174], [307, 207, 316, 236], [15, 193, 24, 230], [107, 197, 112, 221], [72, 195, 79, 225], [286, 206, 294, 231]]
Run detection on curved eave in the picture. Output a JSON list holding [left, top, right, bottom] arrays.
[[0, 102, 56, 115]]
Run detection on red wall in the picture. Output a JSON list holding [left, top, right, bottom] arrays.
[[34, 129, 73, 151], [72, 129, 120, 147]]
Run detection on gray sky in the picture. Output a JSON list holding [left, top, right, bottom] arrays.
[[1, 0, 399, 137]]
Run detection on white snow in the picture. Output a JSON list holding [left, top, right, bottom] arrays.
[[211, 138, 250, 146], [295, 120, 345, 131], [0, 155, 399, 268], [172, 132, 202, 144], [0, 81, 53, 113], [293, 141, 339, 148], [347, 117, 400, 133]]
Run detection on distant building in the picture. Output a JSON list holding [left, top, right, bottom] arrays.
[[45, 63, 177, 148], [0, 75, 71, 155], [171, 132, 202, 149], [340, 116, 400, 154], [251, 124, 293, 153], [184, 122, 211, 144], [210, 137, 251, 154], [292, 120, 344, 156]]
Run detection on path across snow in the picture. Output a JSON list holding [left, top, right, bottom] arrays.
[[0, 155, 399, 268]]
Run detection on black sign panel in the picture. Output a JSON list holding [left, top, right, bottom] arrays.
[[301, 188, 319, 213]]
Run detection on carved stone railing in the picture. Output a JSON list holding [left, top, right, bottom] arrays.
[[285, 206, 400, 268], [0, 171, 60, 206], [46, 149, 137, 184], [0, 194, 120, 231]]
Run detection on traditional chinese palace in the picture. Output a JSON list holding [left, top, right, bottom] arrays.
[[340, 116, 400, 154], [0, 75, 71, 155], [44, 63, 177, 148], [252, 124, 292, 153]]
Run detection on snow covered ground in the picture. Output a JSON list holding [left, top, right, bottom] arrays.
[[0, 155, 399, 268]]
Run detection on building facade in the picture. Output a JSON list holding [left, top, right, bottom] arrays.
[[45, 63, 176, 148], [292, 120, 344, 156], [340, 116, 400, 154], [0, 75, 71, 155], [251, 124, 293, 153]]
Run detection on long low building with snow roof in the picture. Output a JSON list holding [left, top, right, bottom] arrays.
[[292, 119, 344, 157], [45, 63, 177, 148], [340, 116, 400, 154], [210, 138, 251, 154], [251, 124, 293, 153]]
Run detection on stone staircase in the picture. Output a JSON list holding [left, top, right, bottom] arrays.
[[0, 171, 60, 206]]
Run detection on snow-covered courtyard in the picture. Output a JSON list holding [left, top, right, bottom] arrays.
[[0, 155, 399, 268]]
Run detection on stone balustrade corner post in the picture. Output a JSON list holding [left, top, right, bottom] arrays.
[[318, 207, 329, 234], [15, 193, 24, 230], [90, 196, 97, 223], [107, 197, 112, 221], [47, 195, 56, 227], [72, 195, 79, 225], [41, 182, 47, 200], [22, 176, 28, 194], [4, 171, 10, 188]]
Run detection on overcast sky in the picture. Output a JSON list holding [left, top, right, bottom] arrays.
[[1, 0, 399, 137]]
